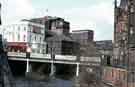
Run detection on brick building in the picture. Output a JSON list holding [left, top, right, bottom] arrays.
[[71, 30, 102, 61], [71, 30, 96, 56], [103, 0, 135, 87], [95, 40, 113, 66], [71, 30, 94, 45], [113, 0, 128, 68], [46, 32, 79, 55], [27, 16, 70, 38], [28, 16, 78, 55]]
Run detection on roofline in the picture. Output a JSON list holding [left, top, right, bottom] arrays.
[[95, 40, 112, 42], [0, 21, 44, 28], [72, 29, 93, 33]]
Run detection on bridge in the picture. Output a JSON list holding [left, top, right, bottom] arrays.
[[7, 52, 101, 77]]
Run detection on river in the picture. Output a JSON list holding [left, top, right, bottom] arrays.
[[13, 76, 75, 87]]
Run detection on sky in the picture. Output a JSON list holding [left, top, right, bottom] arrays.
[[0, 0, 118, 41]]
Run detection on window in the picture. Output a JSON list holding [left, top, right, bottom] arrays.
[[59, 21, 63, 26], [52, 22, 56, 29], [18, 26, 20, 31], [35, 36, 37, 41], [23, 35, 26, 41], [29, 34, 31, 42], [17, 34, 20, 41], [40, 37, 42, 42], [46, 44, 48, 53], [107, 56, 111, 66], [130, 5, 134, 13], [24, 27, 26, 31], [130, 27, 133, 34], [12, 34, 14, 41]]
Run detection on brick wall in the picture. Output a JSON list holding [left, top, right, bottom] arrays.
[[102, 67, 127, 87]]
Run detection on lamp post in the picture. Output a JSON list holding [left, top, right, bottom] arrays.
[[50, 47, 55, 77], [26, 47, 31, 76]]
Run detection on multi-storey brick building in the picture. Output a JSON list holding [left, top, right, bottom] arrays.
[[103, 0, 135, 87], [113, 0, 128, 68], [27, 16, 78, 55], [95, 40, 113, 66], [27, 16, 70, 37], [71, 30, 94, 45]]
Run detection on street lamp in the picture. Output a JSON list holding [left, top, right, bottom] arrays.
[[26, 46, 31, 76]]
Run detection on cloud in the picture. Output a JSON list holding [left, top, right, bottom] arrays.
[[0, 0, 114, 40], [1, 0, 35, 24], [52, 1, 114, 40]]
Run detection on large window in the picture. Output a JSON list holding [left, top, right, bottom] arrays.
[[35, 36, 37, 41], [40, 37, 42, 42], [12, 33, 14, 41], [62, 41, 74, 55], [17, 34, 20, 41], [24, 27, 26, 31], [18, 26, 20, 31], [130, 4, 134, 13], [23, 35, 26, 41]]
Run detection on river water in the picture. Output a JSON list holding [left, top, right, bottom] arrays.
[[0, 52, 75, 87], [13, 76, 75, 87]]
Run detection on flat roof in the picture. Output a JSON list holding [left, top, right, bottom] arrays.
[[72, 30, 93, 33]]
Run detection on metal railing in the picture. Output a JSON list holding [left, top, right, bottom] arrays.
[[7, 52, 101, 63]]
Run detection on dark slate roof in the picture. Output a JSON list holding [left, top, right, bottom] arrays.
[[119, 0, 128, 9]]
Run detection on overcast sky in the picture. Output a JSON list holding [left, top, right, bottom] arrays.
[[0, 0, 118, 41]]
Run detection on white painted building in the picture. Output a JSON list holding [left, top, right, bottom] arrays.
[[0, 21, 46, 53]]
